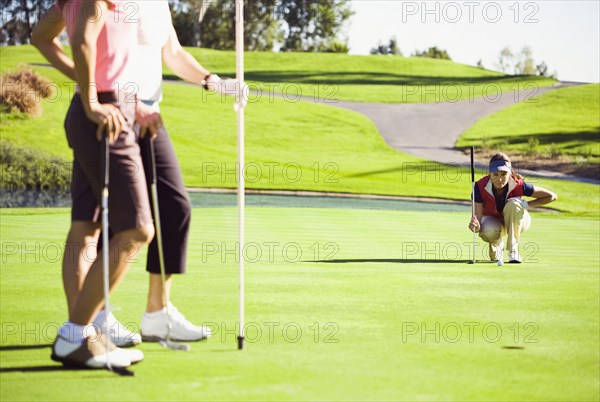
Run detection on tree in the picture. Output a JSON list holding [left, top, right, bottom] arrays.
[[195, 0, 282, 50], [276, 0, 353, 52], [413, 46, 451, 60], [1, 0, 54, 45], [169, 0, 198, 47], [514, 46, 536, 75], [496, 46, 514, 73], [495, 46, 550, 76], [370, 36, 402, 56], [178, 0, 353, 52], [536, 61, 549, 77]]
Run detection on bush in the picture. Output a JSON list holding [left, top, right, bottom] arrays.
[[525, 137, 540, 157], [0, 67, 55, 116], [549, 143, 563, 158], [0, 140, 71, 191], [325, 40, 350, 54], [413, 46, 452, 60]]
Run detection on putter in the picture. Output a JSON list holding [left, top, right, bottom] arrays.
[[468, 146, 477, 264], [100, 134, 135, 376], [145, 135, 190, 352]]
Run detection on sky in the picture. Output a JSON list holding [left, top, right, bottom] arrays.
[[344, 0, 600, 83]]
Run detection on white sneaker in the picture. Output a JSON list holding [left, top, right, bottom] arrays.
[[94, 310, 142, 348], [51, 333, 131, 368], [141, 303, 212, 342], [509, 246, 522, 263]]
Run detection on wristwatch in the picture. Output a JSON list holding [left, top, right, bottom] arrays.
[[202, 73, 212, 90]]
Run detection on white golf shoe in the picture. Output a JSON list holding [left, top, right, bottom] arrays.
[[51, 333, 132, 368], [94, 310, 142, 348], [509, 246, 522, 263], [140, 303, 212, 342], [124, 348, 144, 364]]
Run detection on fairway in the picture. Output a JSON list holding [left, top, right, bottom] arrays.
[[1, 206, 598, 401]]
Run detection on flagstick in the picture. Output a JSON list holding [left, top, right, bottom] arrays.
[[235, 0, 245, 351]]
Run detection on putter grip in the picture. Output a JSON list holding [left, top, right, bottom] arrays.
[[102, 135, 110, 186], [470, 146, 475, 182], [146, 135, 157, 185]]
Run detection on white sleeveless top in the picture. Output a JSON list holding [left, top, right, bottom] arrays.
[[136, 0, 172, 103]]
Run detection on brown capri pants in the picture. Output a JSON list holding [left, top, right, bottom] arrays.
[[67, 93, 191, 275], [66, 92, 152, 234]]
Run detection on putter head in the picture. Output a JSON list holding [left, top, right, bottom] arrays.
[[468, 260, 475, 264], [107, 365, 135, 376], [498, 259, 504, 266], [159, 321, 190, 351], [159, 339, 190, 351]]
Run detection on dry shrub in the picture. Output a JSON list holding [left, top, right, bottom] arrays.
[[0, 67, 55, 116]]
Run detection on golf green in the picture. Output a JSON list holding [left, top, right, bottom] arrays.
[[1, 206, 598, 401]]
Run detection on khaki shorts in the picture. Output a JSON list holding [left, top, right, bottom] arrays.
[[65, 92, 152, 234]]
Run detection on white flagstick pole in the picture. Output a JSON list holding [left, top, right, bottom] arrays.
[[235, 0, 245, 351]]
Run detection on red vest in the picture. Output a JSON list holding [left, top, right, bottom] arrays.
[[476, 175, 525, 218]]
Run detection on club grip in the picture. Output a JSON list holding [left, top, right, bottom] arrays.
[[470, 146, 475, 182], [101, 135, 109, 187], [145, 135, 157, 185]]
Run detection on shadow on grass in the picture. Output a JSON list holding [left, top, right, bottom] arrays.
[[28, 63, 54, 68], [483, 130, 600, 150], [163, 71, 547, 87], [346, 160, 470, 179], [0, 364, 128, 377], [0, 344, 51, 351], [309, 259, 474, 264], [0, 365, 84, 373], [502, 346, 525, 350]]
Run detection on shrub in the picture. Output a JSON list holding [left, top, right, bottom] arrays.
[[525, 137, 540, 157], [0, 140, 71, 191], [0, 67, 55, 116], [549, 143, 563, 158], [326, 40, 350, 54]]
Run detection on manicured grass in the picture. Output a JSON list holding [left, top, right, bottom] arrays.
[[169, 48, 557, 104], [1, 207, 598, 401], [0, 68, 596, 215], [457, 84, 600, 160], [1, 45, 556, 104], [1, 46, 596, 215]]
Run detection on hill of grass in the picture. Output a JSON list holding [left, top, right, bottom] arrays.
[[171, 48, 557, 104], [456, 84, 600, 177], [0, 46, 597, 216], [457, 83, 599, 155], [1, 45, 556, 104]]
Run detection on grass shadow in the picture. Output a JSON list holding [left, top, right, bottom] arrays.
[[346, 161, 473, 179], [0, 365, 133, 377], [0, 344, 52, 351], [163, 71, 546, 87], [309, 258, 475, 264], [0, 365, 84, 373], [491, 130, 600, 146]]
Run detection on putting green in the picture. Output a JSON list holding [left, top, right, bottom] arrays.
[[1, 207, 598, 401], [187, 192, 471, 212]]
